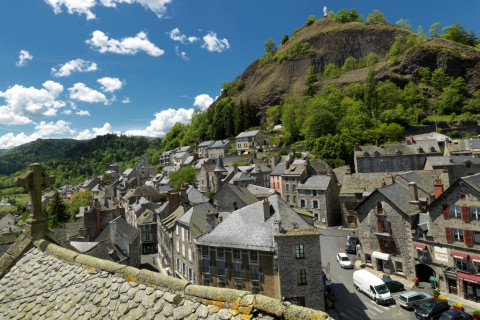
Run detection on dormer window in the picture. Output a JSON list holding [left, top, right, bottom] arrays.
[[374, 151, 380, 156]]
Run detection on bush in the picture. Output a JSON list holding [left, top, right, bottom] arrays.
[[472, 310, 480, 316], [433, 289, 440, 295], [279, 149, 288, 155]]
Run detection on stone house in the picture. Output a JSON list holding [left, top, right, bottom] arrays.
[[0, 213, 15, 230], [424, 156, 480, 185], [235, 130, 266, 154], [355, 183, 421, 280], [354, 139, 441, 173], [173, 202, 217, 282], [195, 195, 324, 310], [197, 157, 228, 194], [208, 140, 232, 159], [212, 183, 259, 212], [297, 172, 341, 226], [418, 173, 480, 303], [197, 140, 214, 159], [408, 132, 451, 149], [444, 138, 480, 157]]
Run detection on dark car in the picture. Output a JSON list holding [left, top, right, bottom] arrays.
[[440, 309, 473, 320], [414, 298, 449, 319], [345, 237, 359, 254], [382, 278, 404, 292]]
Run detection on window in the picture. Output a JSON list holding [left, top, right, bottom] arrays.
[[300, 200, 306, 208], [292, 185, 297, 192], [377, 202, 383, 215], [293, 196, 297, 203], [455, 258, 468, 271], [176, 240, 179, 253], [181, 228, 184, 241], [189, 268, 192, 281], [233, 263, 242, 278], [182, 244, 185, 257], [286, 195, 290, 203], [313, 200, 318, 209], [187, 230, 191, 242], [450, 205, 461, 219], [471, 207, 480, 221], [355, 193, 362, 200], [312, 190, 317, 196], [217, 248, 224, 259], [202, 247, 209, 257], [250, 265, 260, 280], [188, 248, 192, 262], [217, 261, 226, 276], [297, 269, 307, 285], [286, 184, 290, 192], [296, 245, 305, 259], [250, 251, 258, 263], [202, 259, 210, 273], [395, 261, 403, 273], [474, 231, 480, 244], [452, 228, 464, 242], [233, 249, 240, 261], [176, 225, 179, 235]]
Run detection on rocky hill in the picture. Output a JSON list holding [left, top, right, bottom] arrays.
[[216, 18, 480, 118]]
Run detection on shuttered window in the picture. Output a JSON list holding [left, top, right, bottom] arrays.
[[461, 206, 471, 222], [443, 204, 450, 220], [379, 239, 385, 252], [387, 221, 392, 235], [464, 230, 474, 246], [446, 227, 453, 243]]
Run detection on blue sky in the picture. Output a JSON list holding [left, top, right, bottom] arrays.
[[0, 0, 479, 149]]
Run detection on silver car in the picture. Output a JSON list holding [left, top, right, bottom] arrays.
[[397, 291, 432, 310]]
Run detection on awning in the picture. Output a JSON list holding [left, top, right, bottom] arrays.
[[450, 251, 469, 260], [372, 251, 390, 261], [458, 272, 480, 285], [471, 255, 480, 263], [414, 243, 427, 251]]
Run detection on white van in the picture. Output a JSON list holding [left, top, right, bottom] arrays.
[[353, 270, 394, 305]]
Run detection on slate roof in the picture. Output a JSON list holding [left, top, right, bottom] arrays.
[[309, 159, 331, 175], [340, 172, 394, 195], [461, 173, 480, 193], [355, 140, 440, 157], [210, 139, 230, 149], [137, 208, 155, 225], [111, 216, 139, 243], [230, 172, 254, 183], [246, 184, 276, 198], [161, 206, 185, 230], [197, 140, 214, 148], [298, 175, 331, 190], [177, 203, 217, 239], [236, 130, 261, 138], [197, 195, 317, 251], [426, 156, 480, 167], [410, 132, 450, 143], [186, 185, 210, 204], [218, 184, 259, 206], [376, 183, 420, 216]]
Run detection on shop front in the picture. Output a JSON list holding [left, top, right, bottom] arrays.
[[372, 251, 391, 273], [458, 272, 480, 302]]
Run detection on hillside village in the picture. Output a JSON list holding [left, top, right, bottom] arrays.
[[4, 128, 480, 318]]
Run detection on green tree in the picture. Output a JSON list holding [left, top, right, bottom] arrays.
[[264, 38, 277, 55], [169, 166, 197, 191], [341, 56, 357, 73], [304, 109, 336, 140], [323, 63, 341, 79], [335, 9, 350, 23], [438, 87, 464, 115], [304, 65, 318, 97], [366, 9, 386, 23], [442, 22, 471, 45], [366, 53, 380, 67], [281, 34, 289, 45], [348, 9, 363, 22], [47, 190, 67, 227], [68, 189, 93, 221], [395, 19, 413, 31], [266, 105, 282, 127], [364, 68, 378, 118], [305, 15, 316, 26], [417, 25, 424, 36], [429, 22, 442, 37], [281, 103, 300, 145]]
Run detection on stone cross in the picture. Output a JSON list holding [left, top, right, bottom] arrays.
[[15, 163, 55, 224]]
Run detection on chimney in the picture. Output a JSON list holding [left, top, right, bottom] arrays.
[[110, 221, 117, 245], [327, 168, 332, 176], [168, 190, 179, 213], [273, 218, 281, 234], [263, 198, 271, 221], [408, 182, 419, 204], [234, 164, 238, 173], [264, 155, 269, 164], [96, 206, 101, 236], [206, 209, 216, 234], [381, 178, 386, 188], [376, 140, 379, 147], [384, 172, 393, 185], [434, 178, 444, 199], [180, 183, 187, 201], [354, 142, 360, 151], [284, 160, 289, 170], [346, 164, 352, 176], [407, 136, 414, 145]]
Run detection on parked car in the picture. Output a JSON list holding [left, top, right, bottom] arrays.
[[336, 252, 353, 269], [440, 309, 473, 320], [382, 278, 404, 292], [398, 291, 432, 310], [353, 269, 394, 305], [414, 298, 450, 319], [345, 236, 359, 254]]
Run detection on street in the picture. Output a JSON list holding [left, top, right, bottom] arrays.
[[321, 227, 418, 320]]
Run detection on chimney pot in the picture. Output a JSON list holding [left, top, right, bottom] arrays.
[[434, 178, 444, 199], [354, 142, 360, 152], [408, 182, 419, 204], [284, 160, 289, 170], [376, 140, 379, 147]]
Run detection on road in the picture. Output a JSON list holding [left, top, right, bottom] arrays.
[[320, 227, 417, 320]]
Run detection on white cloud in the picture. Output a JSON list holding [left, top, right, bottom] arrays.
[[0, 132, 36, 149], [193, 94, 213, 110], [168, 28, 198, 44], [68, 83, 109, 104], [62, 109, 73, 115], [124, 107, 194, 137], [175, 46, 189, 61], [122, 97, 130, 103], [51, 59, 97, 77], [202, 32, 230, 53], [44, 0, 97, 20], [16, 50, 33, 67], [97, 77, 124, 92], [34, 120, 76, 137], [45, 0, 171, 20], [0, 81, 66, 123], [100, 0, 171, 18], [75, 110, 91, 116], [86, 30, 164, 57], [76, 123, 118, 140]]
